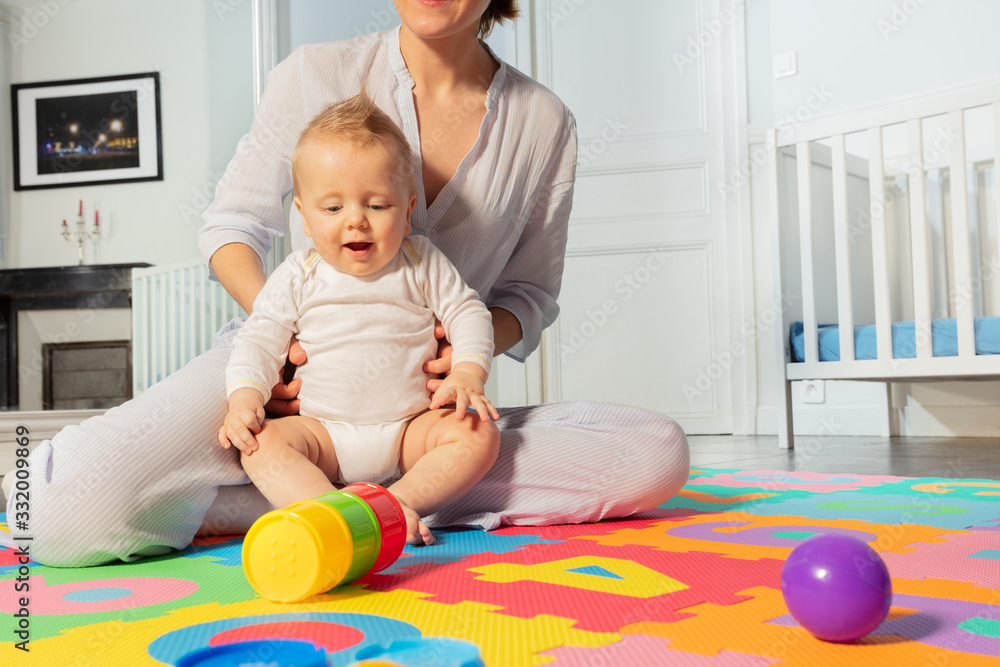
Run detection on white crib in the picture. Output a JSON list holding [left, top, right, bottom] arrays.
[[767, 80, 1000, 449]]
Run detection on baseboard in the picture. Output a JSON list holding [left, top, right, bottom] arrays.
[[0, 410, 102, 474], [757, 403, 1000, 438], [896, 405, 1000, 437], [757, 404, 887, 437]]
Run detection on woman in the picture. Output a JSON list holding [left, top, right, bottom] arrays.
[[7, 0, 689, 567]]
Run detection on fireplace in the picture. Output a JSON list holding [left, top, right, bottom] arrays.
[[0, 263, 150, 410], [42, 340, 132, 410]]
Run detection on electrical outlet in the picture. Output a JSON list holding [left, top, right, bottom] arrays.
[[801, 380, 825, 404]]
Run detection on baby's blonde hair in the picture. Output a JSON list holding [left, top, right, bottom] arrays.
[[293, 91, 416, 196]]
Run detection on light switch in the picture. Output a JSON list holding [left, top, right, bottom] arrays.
[[773, 51, 797, 79]]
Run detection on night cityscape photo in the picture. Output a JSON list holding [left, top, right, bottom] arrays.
[[34, 91, 140, 175]]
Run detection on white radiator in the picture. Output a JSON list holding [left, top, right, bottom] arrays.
[[131, 259, 242, 395]]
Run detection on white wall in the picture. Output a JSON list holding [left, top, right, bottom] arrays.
[[0, 7, 11, 266], [5, 0, 252, 269], [747, 0, 1000, 126], [747, 0, 1000, 437]]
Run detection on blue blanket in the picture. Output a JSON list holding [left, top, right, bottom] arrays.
[[790, 317, 1000, 362]]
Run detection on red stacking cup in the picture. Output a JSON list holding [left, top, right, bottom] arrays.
[[341, 482, 406, 573]]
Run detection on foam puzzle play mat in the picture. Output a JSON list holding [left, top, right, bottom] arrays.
[[2, 467, 999, 665]]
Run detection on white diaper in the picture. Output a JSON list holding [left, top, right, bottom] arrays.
[[320, 418, 409, 486]]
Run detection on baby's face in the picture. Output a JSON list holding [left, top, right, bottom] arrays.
[[294, 138, 416, 276]]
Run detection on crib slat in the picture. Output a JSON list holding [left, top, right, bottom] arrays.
[[995, 102, 1000, 300], [831, 134, 855, 361], [907, 118, 933, 358], [797, 141, 819, 364], [948, 110, 975, 357], [768, 129, 794, 450], [868, 127, 893, 361]]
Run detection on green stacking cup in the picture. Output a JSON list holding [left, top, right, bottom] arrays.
[[311, 490, 379, 582]]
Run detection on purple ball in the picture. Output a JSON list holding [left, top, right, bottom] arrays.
[[780, 533, 892, 642]]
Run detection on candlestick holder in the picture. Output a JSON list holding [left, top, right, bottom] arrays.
[[62, 201, 100, 266]]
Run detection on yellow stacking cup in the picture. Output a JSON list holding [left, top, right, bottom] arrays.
[[242, 492, 377, 603]]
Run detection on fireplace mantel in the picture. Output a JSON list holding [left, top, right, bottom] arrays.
[[0, 263, 151, 409]]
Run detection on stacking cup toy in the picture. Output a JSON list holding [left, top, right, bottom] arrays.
[[242, 483, 406, 602]]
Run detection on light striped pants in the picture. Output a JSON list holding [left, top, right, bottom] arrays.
[[6, 321, 689, 567]]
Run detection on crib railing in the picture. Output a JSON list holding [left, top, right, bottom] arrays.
[[131, 259, 243, 395], [767, 80, 1000, 448]]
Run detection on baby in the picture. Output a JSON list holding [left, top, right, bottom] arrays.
[[218, 92, 500, 545]]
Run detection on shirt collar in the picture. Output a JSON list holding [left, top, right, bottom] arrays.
[[387, 23, 507, 110]]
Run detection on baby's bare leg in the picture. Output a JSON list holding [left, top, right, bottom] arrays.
[[389, 409, 500, 545], [240, 416, 340, 509]]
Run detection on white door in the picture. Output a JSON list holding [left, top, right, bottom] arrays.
[[272, 0, 741, 434], [530, 0, 735, 434]]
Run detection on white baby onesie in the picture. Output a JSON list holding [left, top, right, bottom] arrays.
[[226, 235, 494, 482]]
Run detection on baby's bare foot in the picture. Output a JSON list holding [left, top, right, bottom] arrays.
[[398, 501, 435, 546]]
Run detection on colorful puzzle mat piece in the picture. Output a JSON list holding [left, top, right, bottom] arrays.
[[880, 530, 1000, 588], [741, 491, 999, 530], [368, 534, 784, 631], [685, 469, 911, 493], [1, 467, 999, 666]]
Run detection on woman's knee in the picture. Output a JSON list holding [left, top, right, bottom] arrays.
[[637, 414, 690, 502]]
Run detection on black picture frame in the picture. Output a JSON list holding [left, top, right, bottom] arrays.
[[11, 72, 163, 191]]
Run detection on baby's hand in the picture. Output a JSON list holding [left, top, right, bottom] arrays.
[[218, 388, 266, 455], [430, 369, 499, 422]]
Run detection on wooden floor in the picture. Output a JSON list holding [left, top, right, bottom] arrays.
[[688, 434, 1000, 479], [2, 435, 998, 515]]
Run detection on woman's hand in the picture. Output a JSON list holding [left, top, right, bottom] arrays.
[[264, 336, 307, 415], [423, 320, 453, 394]]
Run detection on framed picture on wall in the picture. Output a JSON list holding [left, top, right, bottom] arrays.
[[11, 72, 163, 190]]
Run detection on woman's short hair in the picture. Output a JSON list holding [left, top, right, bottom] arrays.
[[293, 91, 416, 195], [479, 0, 519, 38]]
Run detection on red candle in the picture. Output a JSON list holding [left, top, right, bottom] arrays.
[[79, 200, 83, 215], [62, 219, 67, 227], [95, 210, 99, 226]]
